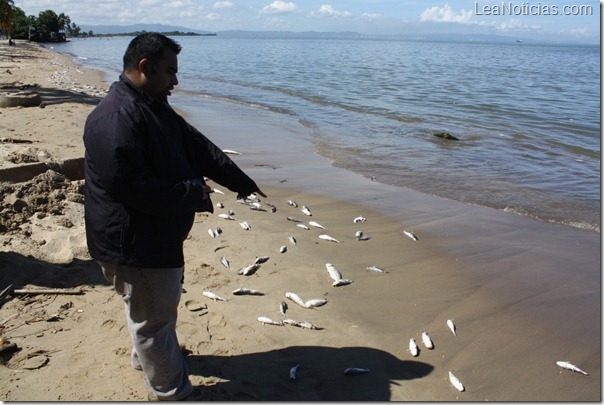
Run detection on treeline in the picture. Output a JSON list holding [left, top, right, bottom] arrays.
[[94, 31, 216, 38], [1, 2, 89, 42]]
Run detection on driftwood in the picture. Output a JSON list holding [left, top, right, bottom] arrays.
[[12, 288, 83, 296], [0, 137, 33, 144]]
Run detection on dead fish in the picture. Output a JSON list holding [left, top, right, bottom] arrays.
[[297, 224, 310, 230], [304, 298, 328, 308], [249, 202, 262, 210], [289, 236, 297, 245], [285, 292, 307, 308], [408, 338, 419, 357], [297, 321, 320, 330], [404, 230, 418, 241], [208, 228, 216, 238], [287, 199, 298, 207], [308, 221, 325, 229], [270, 206, 277, 213], [240, 221, 251, 230], [301, 206, 312, 216], [326, 263, 343, 282], [421, 332, 434, 349], [232, 288, 265, 296], [282, 318, 300, 326], [279, 245, 287, 253], [202, 291, 227, 301], [222, 149, 241, 155], [448, 371, 465, 392], [279, 301, 288, 316], [218, 213, 235, 220], [215, 227, 223, 235], [318, 234, 340, 243], [213, 188, 225, 195], [344, 368, 370, 376], [447, 319, 457, 336], [287, 216, 302, 223], [238, 264, 260, 276], [257, 316, 283, 326], [216, 202, 224, 208], [332, 278, 353, 287], [228, 209, 236, 216], [366, 265, 385, 273], [254, 256, 270, 264], [556, 361, 589, 375], [355, 230, 371, 241], [353, 216, 366, 223], [220, 256, 230, 269], [289, 364, 301, 381]]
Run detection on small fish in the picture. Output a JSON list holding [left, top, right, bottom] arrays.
[[218, 213, 235, 220], [304, 298, 328, 308], [343, 368, 370, 376], [282, 318, 300, 326], [220, 256, 230, 269], [232, 288, 264, 296], [249, 202, 262, 210], [287, 216, 302, 223], [556, 361, 589, 375], [289, 236, 297, 245], [279, 301, 288, 316], [216, 202, 224, 208], [297, 321, 319, 330], [447, 319, 457, 336], [202, 291, 227, 301], [208, 228, 216, 238], [213, 188, 225, 195], [222, 148, 241, 155], [285, 292, 307, 308], [404, 230, 418, 241], [332, 278, 353, 287], [297, 224, 310, 230], [353, 216, 366, 223], [408, 338, 419, 357], [308, 221, 325, 229], [355, 230, 371, 241], [254, 256, 270, 264], [279, 245, 288, 253], [215, 227, 223, 235], [270, 206, 277, 213], [228, 209, 235, 216], [301, 206, 312, 216], [289, 364, 301, 381], [326, 263, 343, 282], [448, 371, 465, 392], [240, 221, 251, 230], [265, 202, 276, 208], [318, 234, 340, 243], [238, 264, 260, 276], [257, 316, 283, 326], [366, 265, 385, 273], [287, 199, 298, 207], [421, 332, 434, 349]]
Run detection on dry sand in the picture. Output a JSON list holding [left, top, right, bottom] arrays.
[[0, 39, 600, 401]]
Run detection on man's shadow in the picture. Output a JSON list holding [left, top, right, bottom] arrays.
[[187, 345, 433, 401]]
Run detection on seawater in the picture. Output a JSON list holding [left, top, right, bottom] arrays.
[[51, 35, 601, 233]]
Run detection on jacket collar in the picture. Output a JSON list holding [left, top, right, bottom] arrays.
[[119, 73, 160, 105]]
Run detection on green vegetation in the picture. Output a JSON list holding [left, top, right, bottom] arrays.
[[0, 2, 88, 42]]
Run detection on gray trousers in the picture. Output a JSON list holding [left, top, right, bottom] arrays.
[[99, 261, 193, 401]]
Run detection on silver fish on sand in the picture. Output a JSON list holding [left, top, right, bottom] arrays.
[[238, 264, 260, 276], [202, 291, 228, 301], [355, 230, 371, 241], [304, 298, 328, 308], [556, 361, 589, 375], [213, 188, 225, 195], [279, 245, 287, 253], [287, 216, 302, 223], [289, 364, 301, 381], [448, 371, 465, 392], [239, 221, 251, 230], [301, 206, 312, 216], [318, 234, 340, 243], [403, 230, 419, 241], [216, 202, 224, 208], [208, 228, 216, 238], [326, 263, 343, 282], [421, 332, 434, 349], [220, 256, 230, 269], [288, 236, 297, 245], [285, 292, 307, 308], [283, 319, 320, 330], [287, 199, 298, 207], [257, 316, 283, 326], [297, 224, 310, 230], [366, 265, 385, 273], [279, 301, 288, 316], [222, 148, 241, 155], [332, 278, 353, 287], [343, 368, 370, 376], [218, 213, 235, 220], [232, 288, 264, 296], [447, 319, 457, 336], [228, 209, 235, 216], [308, 221, 325, 229], [353, 216, 366, 224], [249, 202, 262, 211], [408, 338, 419, 357], [254, 256, 270, 264], [215, 227, 223, 236]]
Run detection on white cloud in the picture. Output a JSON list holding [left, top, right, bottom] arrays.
[[361, 13, 382, 21], [259, 1, 299, 15], [309, 4, 352, 18], [570, 26, 590, 37], [213, 1, 234, 10], [420, 4, 472, 23]]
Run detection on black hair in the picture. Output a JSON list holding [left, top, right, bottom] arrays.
[[122, 32, 182, 72]]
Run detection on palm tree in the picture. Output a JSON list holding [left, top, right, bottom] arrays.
[[0, 0, 15, 39]]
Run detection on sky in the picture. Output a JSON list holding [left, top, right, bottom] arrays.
[[13, 0, 601, 43]]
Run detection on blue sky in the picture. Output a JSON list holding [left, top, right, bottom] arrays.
[[14, 0, 600, 42]]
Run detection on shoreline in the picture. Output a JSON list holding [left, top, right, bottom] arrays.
[[0, 39, 599, 401]]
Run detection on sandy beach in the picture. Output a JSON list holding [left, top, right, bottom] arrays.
[[0, 39, 600, 401]]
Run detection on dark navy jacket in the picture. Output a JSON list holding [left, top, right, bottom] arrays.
[[83, 75, 259, 268]]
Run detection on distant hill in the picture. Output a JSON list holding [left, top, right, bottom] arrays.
[[79, 23, 214, 35]]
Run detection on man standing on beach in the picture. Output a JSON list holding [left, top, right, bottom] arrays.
[[82, 33, 266, 401]]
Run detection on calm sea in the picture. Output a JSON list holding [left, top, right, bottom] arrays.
[[50, 34, 601, 233]]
